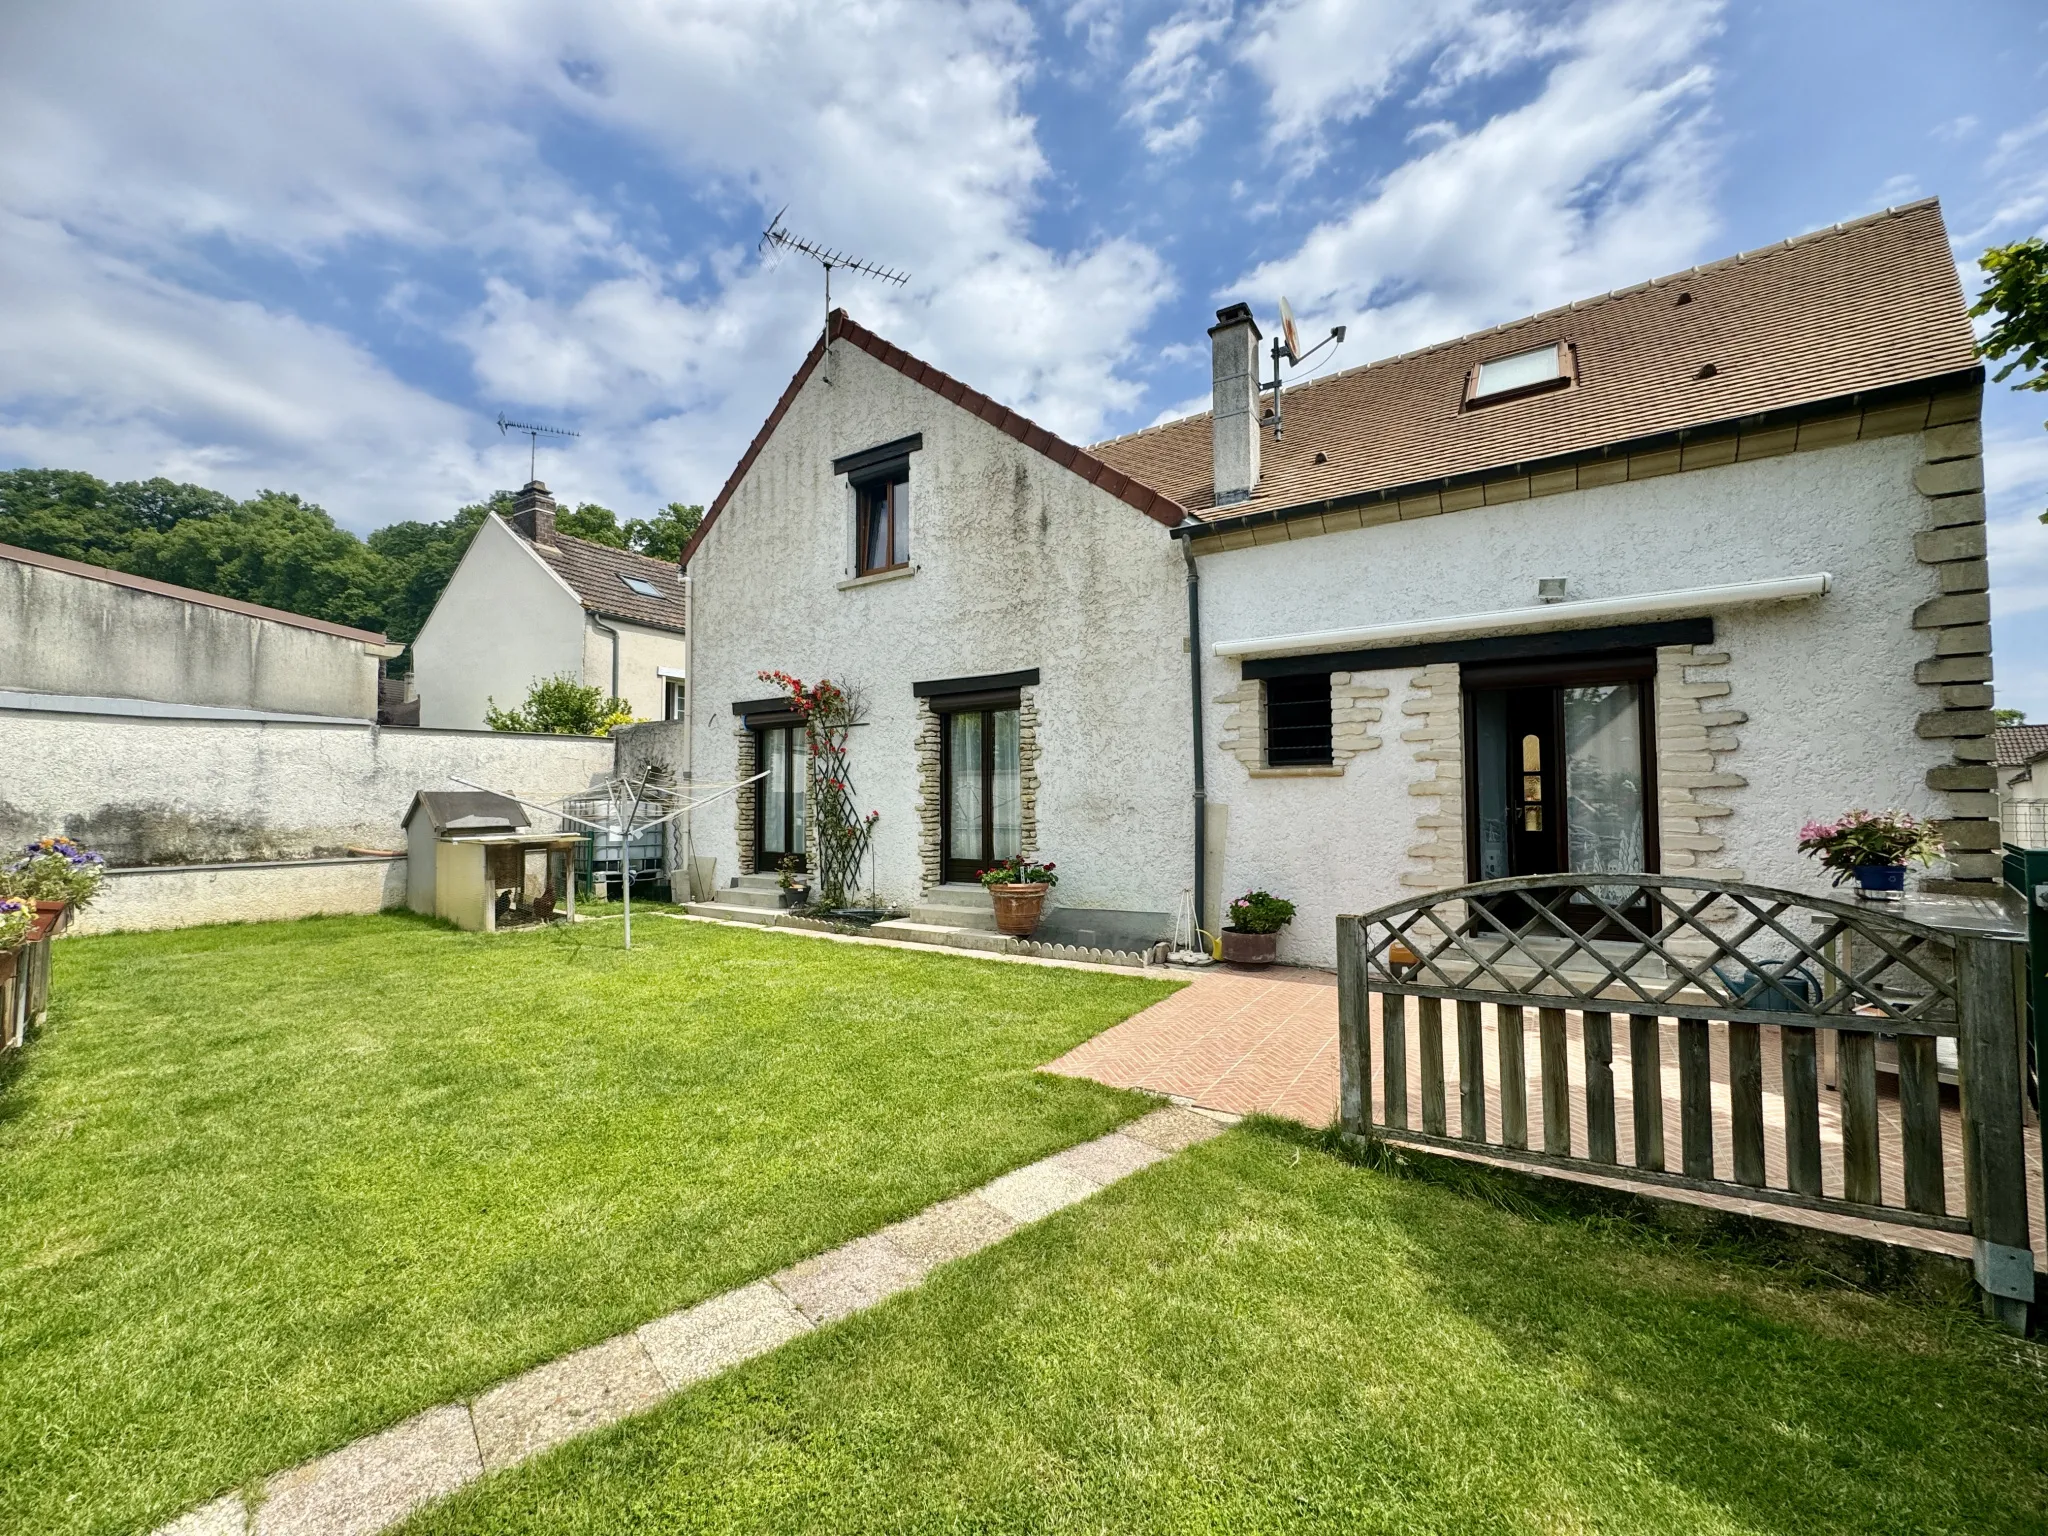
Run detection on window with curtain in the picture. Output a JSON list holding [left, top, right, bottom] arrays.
[[856, 471, 909, 575]]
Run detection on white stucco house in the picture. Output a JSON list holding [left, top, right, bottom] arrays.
[[411, 482, 688, 731], [680, 199, 2000, 965]]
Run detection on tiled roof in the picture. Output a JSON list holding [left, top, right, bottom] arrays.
[[682, 309, 1185, 566], [0, 539, 388, 643], [530, 530, 688, 634], [1996, 724, 2048, 768], [1090, 199, 1979, 521]]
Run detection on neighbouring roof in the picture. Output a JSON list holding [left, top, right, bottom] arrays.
[[402, 790, 528, 834], [524, 529, 689, 634], [1090, 199, 1979, 522], [0, 539, 389, 644], [681, 309, 1185, 566], [1995, 724, 2048, 768]]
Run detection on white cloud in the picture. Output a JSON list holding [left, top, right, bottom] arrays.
[[0, 0, 1175, 525], [1232, 0, 1722, 360], [1121, 0, 1235, 156]]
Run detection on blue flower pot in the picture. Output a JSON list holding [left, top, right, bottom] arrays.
[[1852, 864, 1906, 899]]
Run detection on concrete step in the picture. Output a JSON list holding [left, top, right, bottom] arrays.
[[712, 887, 799, 911], [868, 919, 1013, 953], [908, 884, 999, 931], [733, 872, 791, 892], [682, 901, 777, 926]]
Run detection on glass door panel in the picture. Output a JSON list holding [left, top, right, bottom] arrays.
[[993, 709, 1021, 860], [1562, 683, 1646, 888], [755, 725, 805, 870], [942, 704, 1024, 881], [763, 727, 789, 856], [947, 712, 983, 863]]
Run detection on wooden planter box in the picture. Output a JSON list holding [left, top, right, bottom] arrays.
[[0, 933, 53, 1051]]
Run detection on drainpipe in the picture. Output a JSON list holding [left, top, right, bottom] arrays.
[[1181, 535, 1207, 947], [589, 613, 622, 700]]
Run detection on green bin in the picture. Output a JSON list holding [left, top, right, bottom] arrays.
[[2002, 841, 2048, 1116]]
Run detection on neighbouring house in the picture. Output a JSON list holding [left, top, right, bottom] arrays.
[[0, 539, 400, 720], [1997, 723, 2048, 848], [680, 199, 1999, 966], [411, 481, 688, 730]]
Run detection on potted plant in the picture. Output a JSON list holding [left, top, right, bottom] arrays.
[[1222, 890, 1296, 965], [1797, 809, 1941, 900], [0, 898, 32, 952], [1, 836, 107, 935], [775, 855, 809, 908], [978, 857, 1057, 936]]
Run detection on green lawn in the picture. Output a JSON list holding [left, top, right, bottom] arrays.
[[404, 1121, 2048, 1536], [0, 913, 1173, 1536]]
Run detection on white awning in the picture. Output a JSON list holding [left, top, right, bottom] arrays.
[[1211, 573, 1832, 661]]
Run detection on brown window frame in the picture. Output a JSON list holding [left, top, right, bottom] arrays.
[[935, 688, 1022, 884], [854, 470, 910, 576], [1461, 340, 1579, 410]]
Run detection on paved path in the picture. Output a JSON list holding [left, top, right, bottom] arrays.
[[154, 1105, 1233, 1536], [1046, 962, 2046, 1269]]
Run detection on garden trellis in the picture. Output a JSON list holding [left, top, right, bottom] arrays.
[[450, 768, 763, 949], [757, 671, 880, 911]]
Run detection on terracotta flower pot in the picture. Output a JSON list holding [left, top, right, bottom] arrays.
[[987, 882, 1048, 937], [1220, 928, 1279, 966]]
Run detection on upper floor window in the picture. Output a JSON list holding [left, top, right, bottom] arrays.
[[1464, 341, 1575, 407], [856, 472, 909, 575]]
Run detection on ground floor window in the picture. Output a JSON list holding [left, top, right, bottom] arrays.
[[1464, 656, 1656, 918], [941, 697, 1021, 882], [664, 678, 686, 720], [1264, 673, 1333, 766], [755, 721, 806, 872]]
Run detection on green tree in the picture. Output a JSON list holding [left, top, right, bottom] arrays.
[[1971, 238, 2048, 523], [484, 674, 634, 735], [555, 502, 627, 547], [623, 501, 702, 562], [1995, 707, 2028, 725]]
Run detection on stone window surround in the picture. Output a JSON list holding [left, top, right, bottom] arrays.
[[1216, 669, 1387, 776], [915, 687, 1039, 893]]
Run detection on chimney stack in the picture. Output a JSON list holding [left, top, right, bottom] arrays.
[[1209, 303, 1262, 507], [508, 481, 558, 547]]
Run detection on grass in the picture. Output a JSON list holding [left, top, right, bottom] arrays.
[[403, 1121, 2048, 1536], [0, 912, 1174, 1536]]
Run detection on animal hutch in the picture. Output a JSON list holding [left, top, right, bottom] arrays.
[[403, 791, 582, 932]]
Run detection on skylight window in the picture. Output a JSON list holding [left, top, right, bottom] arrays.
[[1465, 341, 1575, 407], [620, 575, 664, 598]]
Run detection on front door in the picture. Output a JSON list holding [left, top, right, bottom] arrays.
[[942, 704, 1022, 883], [755, 723, 806, 872], [1467, 659, 1656, 929]]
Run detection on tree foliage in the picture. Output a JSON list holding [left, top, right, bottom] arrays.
[[0, 469, 696, 652], [484, 674, 635, 736], [1971, 238, 2048, 523]]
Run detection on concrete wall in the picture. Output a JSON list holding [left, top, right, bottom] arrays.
[[413, 516, 587, 729], [0, 554, 381, 718], [583, 617, 687, 723], [69, 855, 409, 935], [0, 706, 615, 865], [686, 338, 1191, 931], [1197, 433, 1959, 965]]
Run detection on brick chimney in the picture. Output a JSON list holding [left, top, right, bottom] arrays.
[[1209, 303, 1262, 507], [508, 481, 558, 547]]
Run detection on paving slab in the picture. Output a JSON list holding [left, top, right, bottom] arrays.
[[636, 1281, 812, 1392], [1048, 1131, 1171, 1186], [470, 1333, 668, 1472], [155, 1493, 248, 1536], [977, 1158, 1103, 1223], [1124, 1104, 1238, 1154], [255, 1404, 480, 1536], [772, 1233, 927, 1325], [878, 1192, 1017, 1268]]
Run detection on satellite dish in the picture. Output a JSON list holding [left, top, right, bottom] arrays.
[[1278, 296, 1303, 365]]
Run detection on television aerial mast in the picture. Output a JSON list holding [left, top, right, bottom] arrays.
[[496, 413, 580, 482], [759, 207, 909, 381], [1260, 296, 1346, 442]]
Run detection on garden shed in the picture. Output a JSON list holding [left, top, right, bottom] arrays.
[[402, 790, 582, 932]]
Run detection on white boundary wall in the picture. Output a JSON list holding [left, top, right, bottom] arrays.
[[72, 856, 410, 935]]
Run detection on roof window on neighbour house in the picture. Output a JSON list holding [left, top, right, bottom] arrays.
[[619, 574, 664, 599], [1464, 341, 1576, 407]]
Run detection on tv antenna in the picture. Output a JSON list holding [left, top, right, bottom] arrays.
[[759, 207, 909, 380], [1261, 296, 1346, 441], [496, 413, 580, 481]]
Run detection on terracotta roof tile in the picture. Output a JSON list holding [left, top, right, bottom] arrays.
[[1091, 200, 1979, 521], [1995, 724, 2048, 768], [526, 531, 688, 634]]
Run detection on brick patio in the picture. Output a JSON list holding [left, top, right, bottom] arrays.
[[1046, 962, 2045, 1269]]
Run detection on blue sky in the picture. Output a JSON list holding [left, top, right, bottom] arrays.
[[3, 0, 2046, 709]]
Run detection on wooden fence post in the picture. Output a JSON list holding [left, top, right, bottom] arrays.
[[1956, 934, 2033, 1332], [1336, 918, 1369, 1136]]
